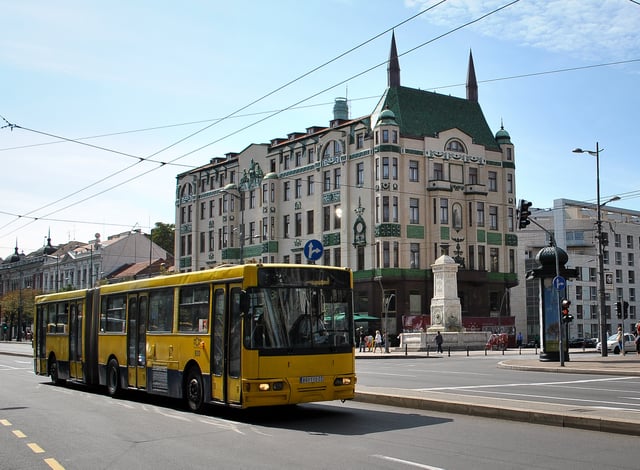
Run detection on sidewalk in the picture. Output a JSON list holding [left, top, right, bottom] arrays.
[[354, 346, 640, 436], [3, 341, 640, 435]]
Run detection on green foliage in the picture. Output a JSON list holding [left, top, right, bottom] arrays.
[[151, 222, 175, 255]]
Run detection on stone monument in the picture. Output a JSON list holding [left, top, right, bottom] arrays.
[[429, 255, 462, 331]]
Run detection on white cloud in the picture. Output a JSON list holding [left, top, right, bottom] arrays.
[[407, 0, 640, 60]]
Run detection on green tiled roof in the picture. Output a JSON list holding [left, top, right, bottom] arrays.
[[377, 86, 501, 152]]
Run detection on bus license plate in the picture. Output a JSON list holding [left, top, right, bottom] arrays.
[[300, 376, 324, 384]]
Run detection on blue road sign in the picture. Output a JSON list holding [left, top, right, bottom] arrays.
[[553, 276, 566, 291], [304, 239, 324, 261]]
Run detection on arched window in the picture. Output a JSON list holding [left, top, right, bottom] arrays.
[[446, 139, 466, 153]]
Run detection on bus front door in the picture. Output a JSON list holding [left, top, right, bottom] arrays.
[[127, 294, 148, 390]]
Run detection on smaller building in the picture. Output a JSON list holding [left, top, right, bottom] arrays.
[[517, 198, 640, 343]]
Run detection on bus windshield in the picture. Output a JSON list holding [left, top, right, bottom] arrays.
[[244, 286, 353, 351]]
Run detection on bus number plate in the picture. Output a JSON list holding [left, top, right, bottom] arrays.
[[300, 376, 324, 384]]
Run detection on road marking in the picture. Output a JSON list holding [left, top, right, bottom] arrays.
[[373, 454, 446, 469], [0, 419, 11, 426], [27, 442, 45, 453], [44, 458, 66, 470], [415, 376, 635, 391], [13, 430, 26, 438]]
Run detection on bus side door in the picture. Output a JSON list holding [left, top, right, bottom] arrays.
[[127, 293, 148, 389], [211, 284, 242, 405], [68, 301, 83, 379]]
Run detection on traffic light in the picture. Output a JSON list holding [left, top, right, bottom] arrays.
[[561, 299, 573, 323], [517, 199, 532, 229], [623, 301, 629, 319], [616, 301, 622, 319]]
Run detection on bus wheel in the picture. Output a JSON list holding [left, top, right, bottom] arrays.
[[185, 367, 204, 412], [49, 357, 62, 385], [107, 359, 120, 397]]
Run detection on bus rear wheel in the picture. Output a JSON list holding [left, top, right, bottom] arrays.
[[185, 367, 204, 412], [107, 359, 120, 397]]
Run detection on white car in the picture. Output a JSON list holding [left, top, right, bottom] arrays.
[[596, 333, 636, 354]]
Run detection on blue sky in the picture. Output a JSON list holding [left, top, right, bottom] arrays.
[[1, 0, 639, 255]]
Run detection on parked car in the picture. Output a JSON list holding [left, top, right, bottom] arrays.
[[596, 333, 636, 354], [568, 337, 596, 348]]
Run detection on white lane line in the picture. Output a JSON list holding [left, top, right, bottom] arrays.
[[415, 376, 636, 392], [373, 454, 446, 469]]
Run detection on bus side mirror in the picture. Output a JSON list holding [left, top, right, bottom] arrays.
[[239, 290, 250, 314]]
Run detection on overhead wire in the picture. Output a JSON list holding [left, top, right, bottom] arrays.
[[0, 1, 449, 243]]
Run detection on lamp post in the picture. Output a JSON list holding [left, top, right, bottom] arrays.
[[384, 293, 395, 353], [223, 183, 245, 264], [573, 143, 620, 357]]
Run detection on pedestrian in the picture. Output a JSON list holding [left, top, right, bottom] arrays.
[[374, 330, 383, 353], [636, 334, 640, 356], [359, 332, 365, 352], [616, 326, 625, 355], [516, 332, 523, 348], [435, 331, 443, 353]]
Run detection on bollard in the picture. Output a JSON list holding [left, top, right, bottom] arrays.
[[447, 346, 451, 357], [502, 346, 505, 355], [519, 346, 522, 355], [405, 343, 408, 356], [484, 347, 487, 356], [466, 346, 470, 357], [426, 345, 430, 357]]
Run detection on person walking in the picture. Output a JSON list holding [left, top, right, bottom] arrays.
[[373, 330, 383, 353], [435, 331, 443, 353], [616, 326, 625, 355]]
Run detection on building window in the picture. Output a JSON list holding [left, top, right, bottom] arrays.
[[308, 148, 315, 164], [589, 267, 596, 282], [509, 249, 515, 273], [476, 202, 485, 227], [323, 171, 331, 191], [627, 235, 634, 249], [409, 160, 419, 182], [295, 151, 302, 167], [283, 215, 290, 239], [507, 173, 514, 193], [409, 198, 419, 224], [323, 206, 330, 231], [284, 153, 290, 170], [468, 167, 478, 184], [334, 205, 341, 229], [393, 241, 399, 268], [507, 207, 514, 232], [199, 231, 205, 253], [382, 129, 389, 143], [468, 245, 475, 270], [307, 175, 315, 195], [383, 241, 390, 268], [446, 140, 465, 153], [295, 213, 302, 237], [307, 210, 314, 234], [576, 286, 583, 300], [295, 178, 302, 199], [488, 171, 497, 191], [392, 130, 398, 144], [478, 245, 485, 271], [433, 162, 444, 180], [629, 271, 635, 284], [357, 133, 364, 149], [382, 196, 390, 223], [334, 247, 341, 267], [382, 157, 390, 179], [440, 198, 448, 224], [356, 162, 365, 186], [628, 253, 634, 267], [283, 181, 291, 201], [392, 157, 398, 180], [410, 243, 420, 269], [490, 247, 499, 272], [614, 233, 621, 248], [209, 230, 215, 251], [489, 206, 498, 230], [615, 252, 622, 265], [392, 197, 398, 223], [334, 168, 341, 190]]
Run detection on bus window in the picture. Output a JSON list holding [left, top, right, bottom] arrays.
[[101, 295, 126, 333], [178, 285, 210, 333], [148, 288, 173, 332], [212, 288, 225, 376]]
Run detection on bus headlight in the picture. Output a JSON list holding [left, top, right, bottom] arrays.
[[258, 381, 284, 392], [258, 383, 270, 391], [333, 377, 352, 386]]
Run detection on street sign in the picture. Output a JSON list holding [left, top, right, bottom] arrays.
[[304, 239, 324, 261], [552, 275, 566, 291]]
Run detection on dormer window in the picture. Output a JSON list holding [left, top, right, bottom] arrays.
[[446, 139, 466, 153]]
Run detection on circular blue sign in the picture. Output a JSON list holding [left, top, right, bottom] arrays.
[[304, 239, 324, 261], [553, 276, 566, 291]]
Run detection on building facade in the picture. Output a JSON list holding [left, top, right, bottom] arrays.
[[517, 198, 640, 343], [175, 35, 519, 338]]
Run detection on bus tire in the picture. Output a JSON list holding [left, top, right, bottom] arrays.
[[48, 356, 63, 385], [185, 367, 204, 412], [107, 359, 120, 397]]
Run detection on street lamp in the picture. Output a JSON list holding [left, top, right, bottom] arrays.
[[573, 143, 620, 357], [223, 183, 245, 264]]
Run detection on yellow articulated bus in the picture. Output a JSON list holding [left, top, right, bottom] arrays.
[[34, 264, 356, 411]]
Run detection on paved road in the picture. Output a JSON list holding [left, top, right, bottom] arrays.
[[4, 341, 640, 435]]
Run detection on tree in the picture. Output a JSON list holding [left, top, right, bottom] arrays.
[[150, 222, 175, 255], [0, 288, 40, 333]]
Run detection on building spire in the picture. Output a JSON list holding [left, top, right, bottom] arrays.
[[387, 31, 400, 87], [466, 49, 478, 102]]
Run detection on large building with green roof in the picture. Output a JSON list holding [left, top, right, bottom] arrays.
[[175, 33, 519, 339]]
